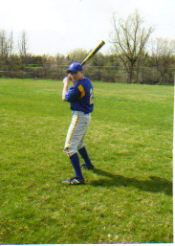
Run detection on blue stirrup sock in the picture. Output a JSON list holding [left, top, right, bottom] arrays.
[[70, 153, 84, 180], [78, 147, 93, 168]]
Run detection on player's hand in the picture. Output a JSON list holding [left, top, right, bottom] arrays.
[[63, 77, 69, 85], [63, 74, 72, 84], [67, 73, 72, 81]]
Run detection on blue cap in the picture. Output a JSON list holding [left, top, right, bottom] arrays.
[[67, 62, 83, 73]]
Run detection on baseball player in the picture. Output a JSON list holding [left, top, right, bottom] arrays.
[[62, 62, 94, 185]]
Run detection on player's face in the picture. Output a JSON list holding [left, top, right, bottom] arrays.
[[70, 71, 84, 82]]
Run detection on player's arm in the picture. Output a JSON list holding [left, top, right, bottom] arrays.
[[65, 86, 81, 102], [66, 83, 86, 102], [62, 75, 72, 101]]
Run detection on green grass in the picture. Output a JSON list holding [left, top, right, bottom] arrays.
[[0, 78, 173, 243]]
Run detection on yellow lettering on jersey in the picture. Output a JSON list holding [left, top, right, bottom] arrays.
[[78, 85, 85, 98], [90, 88, 94, 104]]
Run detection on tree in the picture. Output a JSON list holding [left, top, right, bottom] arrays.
[[111, 10, 153, 83], [18, 31, 28, 57], [150, 38, 175, 84], [0, 30, 11, 58], [8, 31, 14, 56], [0, 30, 14, 72], [67, 48, 88, 64], [18, 31, 28, 69]]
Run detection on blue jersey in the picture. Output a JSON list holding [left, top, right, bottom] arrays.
[[65, 77, 94, 114]]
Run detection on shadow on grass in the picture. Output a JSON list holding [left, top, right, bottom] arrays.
[[90, 168, 172, 196]]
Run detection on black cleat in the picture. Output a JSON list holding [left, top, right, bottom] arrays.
[[62, 177, 85, 185], [81, 163, 94, 170]]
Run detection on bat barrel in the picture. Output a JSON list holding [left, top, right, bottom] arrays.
[[81, 40, 105, 66]]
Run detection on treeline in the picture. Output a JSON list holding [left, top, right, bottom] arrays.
[[0, 48, 174, 85], [0, 12, 175, 85]]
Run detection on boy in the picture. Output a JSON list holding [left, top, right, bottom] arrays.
[[62, 62, 94, 185]]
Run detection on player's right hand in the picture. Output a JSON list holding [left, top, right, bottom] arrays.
[[63, 74, 72, 84]]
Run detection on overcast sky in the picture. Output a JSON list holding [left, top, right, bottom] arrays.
[[0, 0, 175, 55]]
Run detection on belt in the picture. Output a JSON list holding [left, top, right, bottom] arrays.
[[72, 110, 90, 115]]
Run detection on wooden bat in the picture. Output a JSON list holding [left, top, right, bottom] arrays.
[[81, 40, 105, 66]]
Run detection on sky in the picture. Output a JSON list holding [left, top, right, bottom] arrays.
[[0, 0, 175, 56]]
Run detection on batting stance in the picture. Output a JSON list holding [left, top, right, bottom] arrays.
[[62, 62, 94, 185]]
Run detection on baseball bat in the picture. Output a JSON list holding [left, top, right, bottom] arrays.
[[81, 40, 105, 66]]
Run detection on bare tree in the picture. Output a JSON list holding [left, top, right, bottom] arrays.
[[8, 31, 14, 56], [151, 38, 175, 84], [0, 30, 14, 70], [0, 30, 9, 58], [151, 38, 175, 60], [111, 11, 153, 83], [18, 31, 28, 67]]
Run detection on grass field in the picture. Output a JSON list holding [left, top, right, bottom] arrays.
[[0, 78, 173, 244]]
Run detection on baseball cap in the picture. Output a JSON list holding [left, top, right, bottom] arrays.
[[67, 62, 83, 73]]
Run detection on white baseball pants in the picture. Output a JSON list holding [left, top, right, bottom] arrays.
[[64, 111, 91, 157]]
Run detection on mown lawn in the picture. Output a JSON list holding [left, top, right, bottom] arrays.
[[0, 78, 173, 243]]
